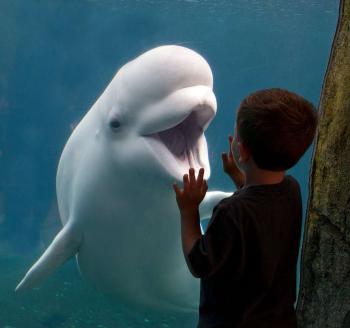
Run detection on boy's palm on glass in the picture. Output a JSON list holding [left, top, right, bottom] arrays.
[[173, 167, 208, 211], [222, 135, 245, 185]]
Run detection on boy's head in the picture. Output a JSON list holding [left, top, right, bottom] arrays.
[[233, 88, 318, 171]]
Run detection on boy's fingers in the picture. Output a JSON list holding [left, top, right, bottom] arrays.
[[222, 152, 233, 164], [197, 167, 204, 186], [229, 137, 234, 158], [229, 149, 234, 159], [172, 183, 181, 195], [183, 174, 189, 193], [202, 179, 208, 193], [189, 168, 195, 186]]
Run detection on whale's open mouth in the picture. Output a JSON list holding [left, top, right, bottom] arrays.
[[142, 106, 214, 181]]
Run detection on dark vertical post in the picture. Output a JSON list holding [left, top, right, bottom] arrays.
[[296, 0, 350, 327]]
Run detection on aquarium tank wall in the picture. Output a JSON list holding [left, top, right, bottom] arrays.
[[0, 1, 339, 327]]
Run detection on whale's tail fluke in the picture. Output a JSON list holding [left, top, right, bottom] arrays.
[[15, 221, 82, 292]]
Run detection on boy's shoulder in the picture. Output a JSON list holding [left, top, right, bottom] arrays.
[[215, 174, 301, 212], [209, 176, 301, 235], [213, 192, 244, 219]]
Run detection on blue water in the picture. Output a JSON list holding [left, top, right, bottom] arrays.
[[0, 0, 339, 327]]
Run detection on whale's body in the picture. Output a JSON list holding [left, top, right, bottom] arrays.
[[15, 45, 233, 312]]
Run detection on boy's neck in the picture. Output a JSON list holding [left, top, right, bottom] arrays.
[[242, 167, 286, 188]]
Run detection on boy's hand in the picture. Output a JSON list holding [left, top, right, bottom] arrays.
[[173, 167, 208, 212], [221, 135, 245, 187]]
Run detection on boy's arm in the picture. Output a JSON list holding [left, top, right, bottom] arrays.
[[187, 203, 242, 279], [179, 207, 202, 276], [173, 167, 242, 279], [172, 168, 208, 275]]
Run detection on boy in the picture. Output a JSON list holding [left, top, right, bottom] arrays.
[[173, 88, 318, 328]]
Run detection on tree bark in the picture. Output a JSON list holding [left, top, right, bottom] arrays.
[[296, 1, 350, 327]]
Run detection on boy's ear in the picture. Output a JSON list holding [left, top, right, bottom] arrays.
[[234, 125, 240, 142], [238, 141, 250, 163]]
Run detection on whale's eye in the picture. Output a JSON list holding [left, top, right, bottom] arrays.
[[110, 120, 121, 130]]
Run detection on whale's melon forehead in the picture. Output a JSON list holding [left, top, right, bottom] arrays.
[[116, 45, 213, 106]]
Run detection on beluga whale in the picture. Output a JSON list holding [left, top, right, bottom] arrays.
[[15, 45, 233, 313]]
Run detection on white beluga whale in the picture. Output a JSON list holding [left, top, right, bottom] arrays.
[[15, 45, 233, 312]]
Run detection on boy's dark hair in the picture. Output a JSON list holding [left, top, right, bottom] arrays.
[[236, 88, 318, 171]]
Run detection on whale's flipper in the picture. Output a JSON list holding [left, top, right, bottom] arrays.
[[199, 191, 234, 234], [15, 221, 82, 292], [199, 191, 234, 219]]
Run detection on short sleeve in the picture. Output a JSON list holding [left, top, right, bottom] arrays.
[[187, 203, 243, 279]]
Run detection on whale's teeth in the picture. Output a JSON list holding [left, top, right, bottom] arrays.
[[186, 147, 195, 168]]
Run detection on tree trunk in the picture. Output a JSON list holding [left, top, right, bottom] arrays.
[[296, 1, 350, 327]]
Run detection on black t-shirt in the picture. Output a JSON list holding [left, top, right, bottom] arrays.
[[188, 174, 302, 328]]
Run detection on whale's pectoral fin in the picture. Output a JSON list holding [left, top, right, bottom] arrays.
[[15, 221, 82, 292], [199, 190, 234, 219], [199, 191, 234, 233]]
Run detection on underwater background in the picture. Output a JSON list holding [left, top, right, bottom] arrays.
[[0, 0, 339, 327]]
